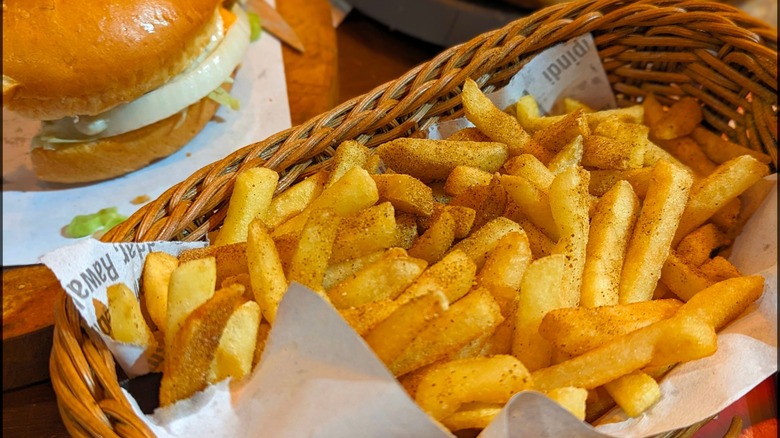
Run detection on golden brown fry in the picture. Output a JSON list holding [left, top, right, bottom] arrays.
[[547, 134, 584, 174], [500, 174, 558, 240], [287, 208, 341, 294], [502, 154, 554, 189], [107, 283, 156, 348], [389, 288, 504, 376], [325, 140, 372, 188], [691, 126, 772, 165], [339, 299, 401, 336], [264, 170, 328, 229], [449, 175, 508, 230], [462, 78, 546, 159], [364, 290, 448, 365], [330, 202, 397, 264], [165, 257, 217, 353], [446, 127, 491, 142], [673, 155, 770, 245], [675, 275, 764, 331], [676, 224, 730, 267], [444, 165, 493, 197], [545, 387, 588, 420], [619, 160, 693, 303], [655, 136, 718, 177], [141, 251, 179, 332], [408, 210, 457, 264], [322, 250, 384, 290], [440, 403, 503, 432], [603, 370, 661, 417], [214, 168, 279, 246], [208, 300, 261, 384], [539, 299, 683, 356], [652, 97, 702, 140], [375, 137, 508, 183], [396, 249, 477, 305], [660, 250, 716, 301], [178, 242, 248, 287], [327, 248, 427, 309], [373, 173, 434, 216], [532, 109, 589, 157], [447, 216, 524, 270], [160, 284, 247, 406], [580, 181, 640, 307], [247, 219, 288, 324], [588, 167, 653, 198]]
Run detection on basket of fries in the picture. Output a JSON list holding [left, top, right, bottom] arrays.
[[48, 0, 777, 436]]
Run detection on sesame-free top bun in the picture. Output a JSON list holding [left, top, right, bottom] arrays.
[[2, 0, 222, 120], [30, 87, 226, 184]]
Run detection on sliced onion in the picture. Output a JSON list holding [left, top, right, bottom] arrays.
[[38, 4, 250, 143]]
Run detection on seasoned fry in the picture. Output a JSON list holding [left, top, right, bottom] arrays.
[[107, 283, 156, 348], [325, 140, 372, 188], [214, 168, 279, 246], [373, 173, 434, 216], [247, 219, 288, 324], [603, 370, 661, 417], [141, 251, 179, 331]]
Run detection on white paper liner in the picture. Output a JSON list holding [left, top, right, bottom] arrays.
[[41, 33, 778, 437]]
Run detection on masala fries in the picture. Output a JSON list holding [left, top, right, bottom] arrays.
[[102, 79, 770, 430]]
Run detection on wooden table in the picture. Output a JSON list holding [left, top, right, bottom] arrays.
[[4, 3, 776, 437]]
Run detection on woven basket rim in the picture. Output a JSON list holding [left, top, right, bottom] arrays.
[[50, 0, 777, 436]]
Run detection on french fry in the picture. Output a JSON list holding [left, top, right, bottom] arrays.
[[538, 299, 683, 356], [549, 165, 590, 307], [655, 136, 718, 177], [179, 242, 248, 287], [264, 170, 328, 229], [532, 109, 589, 157], [246, 219, 287, 324], [592, 117, 648, 169], [287, 207, 341, 294], [393, 212, 419, 249], [588, 167, 653, 198], [476, 230, 532, 297], [660, 250, 716, 301], [619, 160, 693, 303], [408, 210, 457, 264], [440, 403, 503, 432], [447, 216, 524, 269], [500, 174, 558, 240], [691, 126, 772, 165], [673, 155, 770, 245], [444, 165, 493, 196], [502, 154, 554, 189], [364, 290, 448, 365], [580, 181, 640, 307], [676, 224, 730, 267], [462, 78, 547, 159], [325, 140, 372, 188], [214, 167, 279, 246], [208, 300, 262, 384], [674, 275, 764, 331], [375, 137, 508, 183], [330, 202, 397, 264], [652, 97, 702, 140], [547, 134, 584, 174], [327, 248, 427, 309], [160, 284, 247, 406], [141, 251, 179, 331], [339, 299, 401, 336], [582, 135, 643, 170], [396, 249, 476, 304], [373, 173, 434, 216], [603, 370, 661, 417], [165, 257, 218, 353], [271, 166, 378, 239], [545, 387, 588, 420], [512, 254, 566, 371], [389, 288, 504, 376], [414, 355, 532, 420], [531, 314, 717, 392], [107, 283, 156, 348], [699, 256, 741, 282], [322, 250, 384, 290], [446, 126, 491, 142]]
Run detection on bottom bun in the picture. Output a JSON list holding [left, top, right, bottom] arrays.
[[30, 91, 223, 184]]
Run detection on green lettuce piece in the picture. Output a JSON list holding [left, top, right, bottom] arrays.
[[248, 11, 262, 42], [64, 207, 127, 238]]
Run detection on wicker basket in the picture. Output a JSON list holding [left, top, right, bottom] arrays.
[[50, 0, 777, 435]]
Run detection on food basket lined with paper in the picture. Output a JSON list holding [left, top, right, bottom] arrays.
[[47, 0, 777, 436]]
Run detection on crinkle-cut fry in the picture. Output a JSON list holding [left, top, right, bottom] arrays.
[[531, 314, 717, 392], [214, 167, 279, 246], [364, 290, 448, 365], [247, 219, 287, 324], [538, 299, 682, 357], [461, 78, 548, 160], [414, 355, 532, 420], [673, 155, 770, 245], [549, 165, 590, 307], [618, 160, 693, 304], [603, 370, 661, 417], [375, 137, 508, 183], [389, 288, 504, 376], [580, 180, 640, 308]]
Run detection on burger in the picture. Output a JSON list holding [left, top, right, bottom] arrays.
[[2, 0, 253, 183]]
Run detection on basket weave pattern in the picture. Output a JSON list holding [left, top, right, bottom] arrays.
[[50, 0, 777, 435]]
